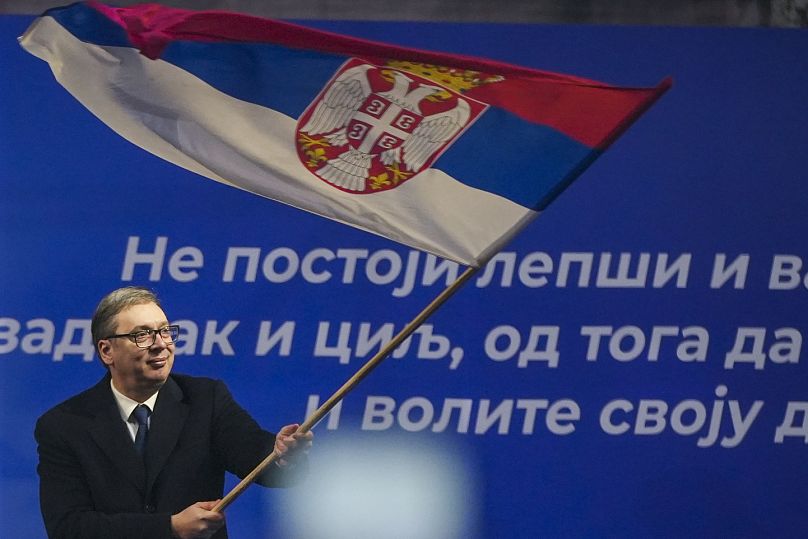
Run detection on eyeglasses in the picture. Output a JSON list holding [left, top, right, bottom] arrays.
[[104, 325, 180, 349]]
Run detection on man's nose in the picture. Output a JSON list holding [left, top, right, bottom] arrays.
[[150, 331, 169, 349]]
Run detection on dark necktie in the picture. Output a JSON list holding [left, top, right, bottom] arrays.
[[131, 404, 151, 456]]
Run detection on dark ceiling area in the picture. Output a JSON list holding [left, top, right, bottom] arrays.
[[2, 0, 806, 27]]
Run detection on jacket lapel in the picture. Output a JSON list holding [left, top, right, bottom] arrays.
[[145, 376, 189, 492], [87, 375, 147, 494]]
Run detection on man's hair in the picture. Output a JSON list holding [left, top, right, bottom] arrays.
[[91, 286, 162, 354]]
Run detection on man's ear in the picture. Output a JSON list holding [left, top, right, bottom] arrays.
[[97, 340, 114, 366]]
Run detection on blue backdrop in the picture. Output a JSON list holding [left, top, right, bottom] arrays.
[[2, 13, 807, 538]]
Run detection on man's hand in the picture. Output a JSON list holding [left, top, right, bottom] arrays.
[[274, 423, 314, 467], [171, 500, 225, 539]]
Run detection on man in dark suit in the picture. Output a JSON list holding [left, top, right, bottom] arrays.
[[35, 287, 313, 539]]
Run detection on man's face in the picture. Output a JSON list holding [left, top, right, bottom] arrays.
[[98, 302, 175, 400]]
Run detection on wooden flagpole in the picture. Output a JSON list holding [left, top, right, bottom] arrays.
[[212, 264, 481, 512]]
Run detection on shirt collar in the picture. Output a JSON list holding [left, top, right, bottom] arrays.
[[110, 378, 160, 423]]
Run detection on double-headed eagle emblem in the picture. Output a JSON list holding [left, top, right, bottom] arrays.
[[296, 60, 485, 193]]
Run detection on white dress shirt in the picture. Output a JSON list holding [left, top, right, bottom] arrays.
[[110, 379, 160, 442]]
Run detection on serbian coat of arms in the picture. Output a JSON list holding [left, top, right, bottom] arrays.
[[295, 58, 489, 194]]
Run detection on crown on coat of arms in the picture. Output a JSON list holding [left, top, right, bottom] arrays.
[[384, 61, 504, 100]]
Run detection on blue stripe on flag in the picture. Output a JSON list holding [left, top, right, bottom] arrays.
[[161, 42, 343, 120], [436, 109, 594, 209], [48, 3, 130, 47]]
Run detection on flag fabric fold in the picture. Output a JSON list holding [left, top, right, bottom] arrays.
[[20, 1, 670, 266]]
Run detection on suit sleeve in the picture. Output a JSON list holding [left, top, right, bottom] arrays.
[[35, 412, 173, 539], [209, 380, 306, 487]]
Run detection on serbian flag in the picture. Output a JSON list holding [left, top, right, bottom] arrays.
[[20, 2, 670, 266]]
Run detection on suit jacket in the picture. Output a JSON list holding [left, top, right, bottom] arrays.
[[35, 373, 299, 539]]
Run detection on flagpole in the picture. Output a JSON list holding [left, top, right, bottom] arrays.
[[212, 263, 481, 513]]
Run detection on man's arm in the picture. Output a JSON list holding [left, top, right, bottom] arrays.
[[209, 380, 311, 486]]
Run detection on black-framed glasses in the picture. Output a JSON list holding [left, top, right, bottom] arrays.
[[104, 325, 180, 349]]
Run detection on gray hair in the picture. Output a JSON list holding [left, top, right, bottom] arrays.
[[91, 286, 162, 354]]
